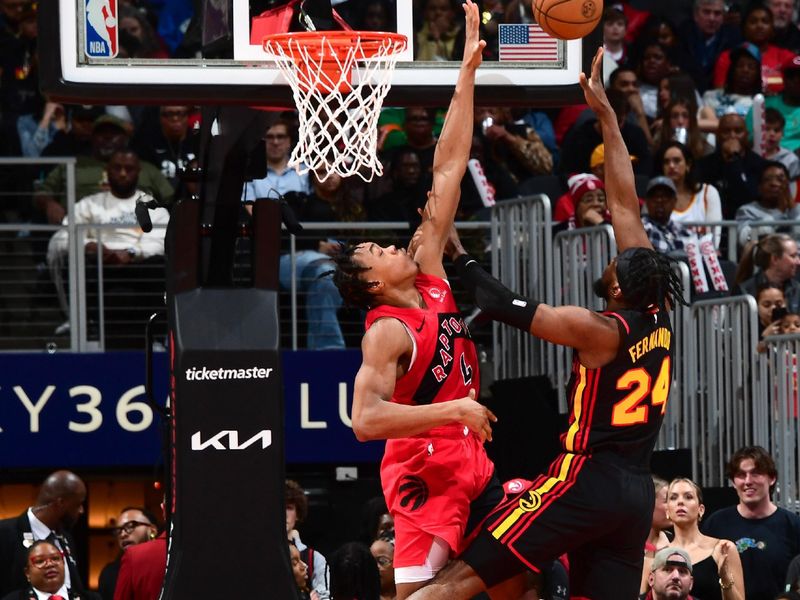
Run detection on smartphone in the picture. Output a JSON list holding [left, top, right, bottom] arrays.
[[772, 306, 789, 322]]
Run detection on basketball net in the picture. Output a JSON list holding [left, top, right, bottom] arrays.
[[263, 32, 407, 182]]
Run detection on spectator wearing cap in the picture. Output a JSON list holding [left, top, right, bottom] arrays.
[[748, 54, 800, 153], [639, 547, 695, 600], [701, 42, 763, 119], [712, 4, 795, 94], [553, 174, 608, 234], [34, 114, 174, 224], [735, 161, 800, 245], [677, 0, 741, 92], [642, 176, 690, 254]]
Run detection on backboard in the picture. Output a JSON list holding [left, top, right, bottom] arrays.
[[42, 0, 601, 107]]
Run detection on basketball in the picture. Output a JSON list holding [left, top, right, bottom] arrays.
[[532, 0, 603, 40]]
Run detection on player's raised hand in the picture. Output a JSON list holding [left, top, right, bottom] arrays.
[[455, 389, 497, 442], [461, 0, 486, 70], [579, 47, 613, 119]]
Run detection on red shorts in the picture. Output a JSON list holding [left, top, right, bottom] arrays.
[[380, 424, 495, 568]]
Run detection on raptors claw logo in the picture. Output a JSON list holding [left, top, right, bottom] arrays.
[[398, 475, 429, 511], [582, 0, 596, 18]]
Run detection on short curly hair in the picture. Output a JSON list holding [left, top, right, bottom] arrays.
[[331, 244, 378, 310], [285, 479, 308, 523]]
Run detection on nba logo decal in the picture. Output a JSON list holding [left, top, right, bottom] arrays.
[[85, 0, 118, 58]]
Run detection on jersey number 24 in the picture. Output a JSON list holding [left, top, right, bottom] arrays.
[[611, 356, 671, 427]]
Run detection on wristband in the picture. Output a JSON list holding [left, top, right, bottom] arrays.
[[454, 254, 539, 332], [719, 577, 734, 591]]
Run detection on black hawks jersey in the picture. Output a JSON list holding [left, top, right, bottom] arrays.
[[561, 308, 674, 468]]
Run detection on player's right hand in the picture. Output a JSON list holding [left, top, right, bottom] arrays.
[[455, 389, 497, 442], [461, 0, 486, 70], [578, 47, 613, 119]]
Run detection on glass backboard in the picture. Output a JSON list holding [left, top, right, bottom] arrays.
[[42, 0, 601, 106]]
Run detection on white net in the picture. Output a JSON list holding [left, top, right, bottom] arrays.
[[263, 32, 407, 183]]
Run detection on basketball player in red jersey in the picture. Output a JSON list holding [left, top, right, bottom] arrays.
[[406, 48, 686, 600], [330, 3, 521, 599]]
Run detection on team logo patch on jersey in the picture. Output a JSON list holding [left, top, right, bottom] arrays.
[[398, 475, 429, 511], [504, 479, 529, 494], [427, 287, 447, 302]]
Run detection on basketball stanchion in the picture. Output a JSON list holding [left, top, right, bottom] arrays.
[[262, 31, 407, 182]]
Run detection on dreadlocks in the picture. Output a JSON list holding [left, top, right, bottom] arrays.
[[615, 247, 686, 310], [331, 244, 375, 311]]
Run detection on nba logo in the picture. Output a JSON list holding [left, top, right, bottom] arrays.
[[85, 0, 118, 58]]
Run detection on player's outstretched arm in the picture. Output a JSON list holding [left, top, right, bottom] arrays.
[[352, 318, 496, 441], [579, 47, 651, 252], [412, 0, 485, 278], [455, 255, 619, 362]]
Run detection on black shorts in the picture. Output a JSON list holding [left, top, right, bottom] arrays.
[[460, 452, 653, 600]]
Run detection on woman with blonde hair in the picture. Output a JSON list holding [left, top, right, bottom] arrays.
[[667, 478, 745, 600]]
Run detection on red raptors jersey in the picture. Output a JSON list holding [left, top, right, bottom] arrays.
[[366, 274, 492, 567], [561, 308, 674, 468], [365, 274, 480, 407]]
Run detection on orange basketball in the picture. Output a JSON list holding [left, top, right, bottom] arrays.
[[532, 0, 603, 40]]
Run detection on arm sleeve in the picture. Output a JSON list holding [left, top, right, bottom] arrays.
[[454, 254, 539, 332]]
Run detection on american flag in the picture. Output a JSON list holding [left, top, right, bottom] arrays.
[[498, 24, 559, 62]]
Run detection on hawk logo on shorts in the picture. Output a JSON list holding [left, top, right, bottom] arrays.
[[519, 489, 543, 512], [398, 475, 429, 511]]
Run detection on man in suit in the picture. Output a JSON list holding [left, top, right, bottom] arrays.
[[0, 470, 87, 598], [113, 533, 167, 600]]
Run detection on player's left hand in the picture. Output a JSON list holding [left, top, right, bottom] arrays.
[[454, 389, 497, 442], [579, 47, 613, 119]]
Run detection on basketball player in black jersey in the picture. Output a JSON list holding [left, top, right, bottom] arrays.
[[406, 48, 686, 600]]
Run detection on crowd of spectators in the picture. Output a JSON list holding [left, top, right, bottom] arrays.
[[4, 0, 800, 349], [3, 446, 800, 600]]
